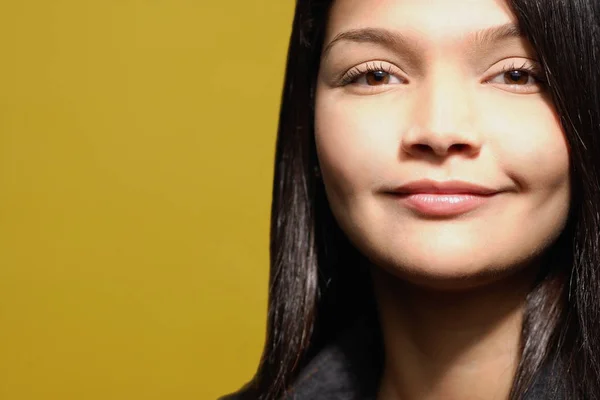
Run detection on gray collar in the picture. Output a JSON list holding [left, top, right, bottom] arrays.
[[282, 319, 381, 400]]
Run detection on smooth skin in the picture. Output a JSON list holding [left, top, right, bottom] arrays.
[[315, 0, 570, 398]]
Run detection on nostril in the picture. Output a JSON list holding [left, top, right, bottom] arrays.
[[450, 143, 468, 152]]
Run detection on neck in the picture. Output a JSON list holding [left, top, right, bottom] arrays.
[[372, 267, 537, 400]]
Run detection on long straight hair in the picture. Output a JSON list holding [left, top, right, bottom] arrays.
[[233, 0, 600, 398]]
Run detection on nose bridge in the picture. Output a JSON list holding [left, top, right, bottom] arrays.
[[418, 66, 471, 134], [403, 65, 480, 157]]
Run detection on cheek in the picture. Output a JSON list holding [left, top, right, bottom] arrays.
[[314, 93, 404, 202], [481, 95, 570, 191]]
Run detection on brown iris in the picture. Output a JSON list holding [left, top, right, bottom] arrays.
[[504, 70, 530, 85], [365, 70, 390, 86]]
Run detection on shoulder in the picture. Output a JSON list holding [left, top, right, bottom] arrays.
[[219, 318, 381, 400], [281, 319, 382, 400]]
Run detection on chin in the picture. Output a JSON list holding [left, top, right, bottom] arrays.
[[367, 249, 539, 292]]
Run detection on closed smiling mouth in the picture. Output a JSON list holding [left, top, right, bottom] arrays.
[[387, 179, 502, 217]]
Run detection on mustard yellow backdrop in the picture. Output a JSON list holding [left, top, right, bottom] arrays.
[[0, 1, 293, 398]]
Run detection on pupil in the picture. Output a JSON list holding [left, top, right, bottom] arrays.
[[507, 71, 525, 83], [366, 70, 389, 85], [373, 71, 386, 81]]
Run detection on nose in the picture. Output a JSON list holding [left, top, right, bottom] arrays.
[[401, 78, 482, 159]]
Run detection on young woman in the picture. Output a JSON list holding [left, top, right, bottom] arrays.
[[223, 0, 600, 398]]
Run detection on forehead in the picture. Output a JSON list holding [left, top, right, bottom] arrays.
[[325, 0, 516, 43]]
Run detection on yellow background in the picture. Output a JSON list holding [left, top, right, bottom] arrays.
[[0, 1, 293, 398]]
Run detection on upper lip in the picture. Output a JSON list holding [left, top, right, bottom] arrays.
[[391, 179, 499, 195]]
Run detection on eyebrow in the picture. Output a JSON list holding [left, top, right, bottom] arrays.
[[321, 23, 523, 59], [471, 23, 523, 49]]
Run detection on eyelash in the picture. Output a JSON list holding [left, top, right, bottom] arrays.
[[491, 61, 545, 85], [339, 61, 399, 86], [338, 60, 546, 87]]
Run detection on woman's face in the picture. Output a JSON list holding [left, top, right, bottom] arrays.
[[315, 0, 571, 289]]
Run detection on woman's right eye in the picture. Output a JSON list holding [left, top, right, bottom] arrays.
[[352, 70, 404, 86], [340, 62, 405, 87]]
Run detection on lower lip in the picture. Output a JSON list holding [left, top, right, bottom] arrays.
[[394, 193, 495, 217]]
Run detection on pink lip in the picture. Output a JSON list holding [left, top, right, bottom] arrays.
[[389, 179, 500, 217], [396, 193, 493, 216], [391, 179, 498, 195]]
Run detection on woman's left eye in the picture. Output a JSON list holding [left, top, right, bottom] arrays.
[[489, 69, 536, 85], [486, 66, 544, 93]]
